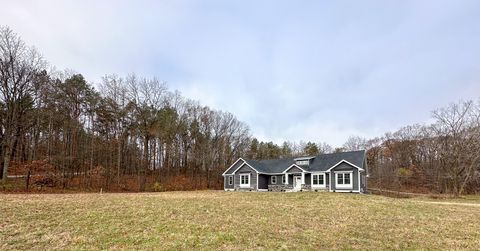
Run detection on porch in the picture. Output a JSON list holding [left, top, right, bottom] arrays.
[[259, 173, 330, 192]]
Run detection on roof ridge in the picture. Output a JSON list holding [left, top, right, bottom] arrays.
[[244, 149, 365, 162], [246, 157, 295, 162], [315, 149, 365, 157]]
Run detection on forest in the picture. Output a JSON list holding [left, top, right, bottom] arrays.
[[0, 26, 250, 192], [1, 26, 479, 194]]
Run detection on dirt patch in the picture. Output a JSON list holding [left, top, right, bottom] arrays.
[[369, 188, 456, 199], [417, 201, 480, 207]]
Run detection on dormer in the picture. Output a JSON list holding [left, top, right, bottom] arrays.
[[294, 156, 315, 166]]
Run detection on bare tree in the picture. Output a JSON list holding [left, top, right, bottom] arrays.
[[343, 136, 367, 151], [317, 142, 333, 154], [0, 26, 45, 182], [432, 100, 480, 195]]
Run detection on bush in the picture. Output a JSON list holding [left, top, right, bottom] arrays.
[[152, 182, 163, 192], [396, 167, 413, 178]]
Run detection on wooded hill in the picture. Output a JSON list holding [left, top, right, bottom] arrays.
[[1, 26, 479, 194], [0, 26, 250, 192]]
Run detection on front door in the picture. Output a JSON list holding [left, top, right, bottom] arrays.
[[294, 176, 302, 191]]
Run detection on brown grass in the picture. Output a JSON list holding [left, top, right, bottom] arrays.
[[1, 191, 479, 250]]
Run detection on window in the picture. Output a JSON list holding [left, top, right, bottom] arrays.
[[240, 174, 250, 187], [312, 174, 325, 186], [296, 160, 309, 166], [282, 175, 286, 184], [228, 176, 233, 185], [336, 172, 352, 188], [271, 176, 277, 184]]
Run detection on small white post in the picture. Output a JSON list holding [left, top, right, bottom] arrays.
[[285, 173, 289, 184], [301, 172, 305, 184]]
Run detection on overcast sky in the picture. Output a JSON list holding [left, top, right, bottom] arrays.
[[2, 0, 480, 146]]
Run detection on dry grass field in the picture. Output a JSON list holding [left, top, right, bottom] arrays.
[[1, 191, 479, 250]]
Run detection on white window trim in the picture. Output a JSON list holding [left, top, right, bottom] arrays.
[[296, 160, 309, 166], [282, 175, 286, 184], [271, 176, 277, 184], [227, 175, 233, 185], [311, 173, 326, 188], [239, 173, 250, 188], [335, 171, 353, 189]]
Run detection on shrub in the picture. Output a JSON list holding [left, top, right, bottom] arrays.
[[152, 182, 163, 192], [396, 167, 413, 178]]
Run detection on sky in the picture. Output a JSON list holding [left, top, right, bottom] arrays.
[[1, 0, 480, 146]]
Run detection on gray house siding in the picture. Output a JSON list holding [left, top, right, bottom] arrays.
[[224, 175, 234, 189], [234, 164, 257, 190], [334, 162, 357, 171], [362, 158, 368, 192], [258, 174, 268, 189], [289, 173, 300, 180], [304, 173, 311, 185], [264, 174, 315, 186], [330, 162, 359, 192], [266, 174, 294, 191], [288, 174, 293, 184], [286, 166, 303, 173], [360, 172, 367, 192], [267, 175, 286, 185]]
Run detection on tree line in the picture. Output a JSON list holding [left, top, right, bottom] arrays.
[[245, 139, 335, 160], [1, 26, 478, 195], [0, 26, 250, 191], [340, 101, 480, 195]]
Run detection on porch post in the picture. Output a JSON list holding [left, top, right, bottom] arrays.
[[285, 173, 289, 184], [301, 172, 305, 184]]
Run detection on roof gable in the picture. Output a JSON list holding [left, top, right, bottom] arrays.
[[325, 159, 364, 172], [222, 158, 245, 175], [222, 158, 261, 175], [308, 150, 365, 172], [283, 164, 306, 173]]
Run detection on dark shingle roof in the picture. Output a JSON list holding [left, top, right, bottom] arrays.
[[243, 150, 365, 174], [243, 158, 295, 173]]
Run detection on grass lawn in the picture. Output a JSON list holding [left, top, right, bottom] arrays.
[[1, 191, 479, 250]]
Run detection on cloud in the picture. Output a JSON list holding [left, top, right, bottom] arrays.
[[1, 0, 479, 146]]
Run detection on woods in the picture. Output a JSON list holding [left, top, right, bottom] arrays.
[[1, 26, 479, 195], [345, 101, 480, 195], [0, 27, 250, 191]]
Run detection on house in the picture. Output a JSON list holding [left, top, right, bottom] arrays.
[[222, 150, 367, 193]]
